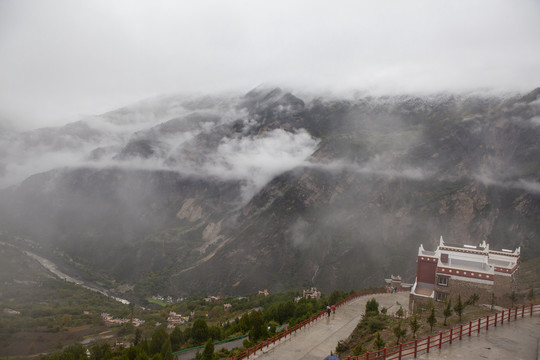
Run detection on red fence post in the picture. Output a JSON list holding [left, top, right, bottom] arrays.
[[399, 343, 403, 359], [530, 303, 533, 317], [459, 324, 463, 340], [439, 332, 442, 349], [494, 312, 497, 327], [486, 315, 489, 331], [414, 339, 418, 358], [468, 321, 472, 336], [383, 347, 386, 359], [508, 308, 511, 322], [514, 306, 518, 320], [366, 351, 370, 360], [522, 304, 525, 318], [427, 335, 430, 353], [449, 328, 453, 344], [501, 310, 504, 325], [478, 318, 481, 334]]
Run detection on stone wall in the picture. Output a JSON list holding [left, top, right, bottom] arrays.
[[435, 276, 493, 304]]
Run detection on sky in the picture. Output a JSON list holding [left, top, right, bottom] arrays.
[[1, 0, 540, 130]]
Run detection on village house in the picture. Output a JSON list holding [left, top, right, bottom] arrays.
[[101, 312, 145, 327], [303, 287, 321, 300], [3, 308, 21, 315], [204, 295, 220, 302], [409, 236, 519, 313], [167, 311, 189, 328], [258, 289, 269, 296], [224, 303, 232, 311]]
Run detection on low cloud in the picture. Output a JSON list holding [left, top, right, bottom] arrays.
[[308, 155, 433, 182], [201, 129, 319, 202], [0, 96, 320, 203], [474, 172, 540, 195]]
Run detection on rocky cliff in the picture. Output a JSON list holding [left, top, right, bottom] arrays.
[[0, 87, 539, 298]]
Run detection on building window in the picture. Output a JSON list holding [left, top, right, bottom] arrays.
[[436, 291, 448, 301], [441, 253, 449, 263], [437, 275, 449, 286]]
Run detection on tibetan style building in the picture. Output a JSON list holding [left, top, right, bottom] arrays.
[[409, 236, 519, 313]]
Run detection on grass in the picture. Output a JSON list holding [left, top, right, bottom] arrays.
[[146, 297, 167, 307]]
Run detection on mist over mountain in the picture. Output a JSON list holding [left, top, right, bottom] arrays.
[[1, 87, 539, 299]]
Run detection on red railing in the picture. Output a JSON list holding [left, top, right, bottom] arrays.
[[227, 287, 395, 360], [345, 303, 540, 360]]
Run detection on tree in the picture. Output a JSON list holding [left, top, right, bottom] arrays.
[[365, 298, 379, 317], [427, 308, 437, 332], [466, 293, 479, 306], [395, 306, 404, 319], [129, 303, 135, 323], [453, 295, 465, 322], [160, 338, 173, 360], [89, 343, 112, 360], [443, 300, 453, 326], [192, 318, 210, 344], [150, 327, 169, 355], [352, 343, 364, 356], [170, 326, 183, 351], [335, 340, 347, 355], [490, 293, 496, 311], [201, 339, 215, 360], [248, 311, 268, 343], [393, 321, 407, 345], [509, 291, 518, 307], [528, 287, 535, 301], [409, 315, 420, 338], [59, 314, 72, 327], [374, 332, 385, 350], [134, 328, 142, 347]]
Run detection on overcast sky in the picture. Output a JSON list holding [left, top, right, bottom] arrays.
[[1, 0, 540, 130]]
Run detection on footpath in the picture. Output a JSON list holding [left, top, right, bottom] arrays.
[[416, 315, 539, 360], [250, 292, 410, 360]]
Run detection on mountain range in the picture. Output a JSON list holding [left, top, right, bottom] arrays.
[[0, 87, 539, 300]]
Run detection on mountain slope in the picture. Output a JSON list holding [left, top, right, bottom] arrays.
[[0, 87, 539, 298]]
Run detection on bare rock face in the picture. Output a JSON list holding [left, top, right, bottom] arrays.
[[176, 199, 203, 222]]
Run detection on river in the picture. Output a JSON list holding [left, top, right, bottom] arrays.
[[0, 240, 131, 305]]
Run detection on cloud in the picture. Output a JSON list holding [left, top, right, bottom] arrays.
[[308, 155, 433, 181], [201, 129, 319, 201], [0, 94, 320, 203], [473, 173, 540, 195], [1, 0, 540, 129]]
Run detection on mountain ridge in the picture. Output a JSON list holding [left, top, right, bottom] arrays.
[[0, 87, 539, 300]]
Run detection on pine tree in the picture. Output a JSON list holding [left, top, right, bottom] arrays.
[[443, 300, 453, 326], [374, 332, 385, 350], [427, 308, 436, 332], [409, 315, 420, 338], [201, 339, 215, 360], [453, 295, 465, 322], [170, 326, 183, 351], [393, 322, 407, 345], [134, 329, 142, 346], [150, 327, 169, 355], [160, 338, 173, 360], [192, 318, 210, 344], [352, 343, 364, 356]]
